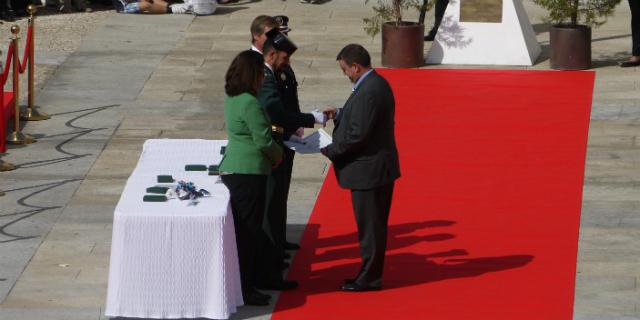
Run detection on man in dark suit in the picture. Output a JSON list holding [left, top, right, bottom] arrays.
[[321, 44, 401, 292]]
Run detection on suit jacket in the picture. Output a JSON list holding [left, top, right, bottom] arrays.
[[326, 70, 400, 190], [257, 65, 315, 142], [219, 92, 282, 175]]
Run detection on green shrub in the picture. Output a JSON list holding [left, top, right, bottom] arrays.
[[533, 0, 622, 27], [363, 0, 429, 36]]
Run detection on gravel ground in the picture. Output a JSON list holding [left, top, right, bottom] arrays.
[[1, 5, 113, 93]]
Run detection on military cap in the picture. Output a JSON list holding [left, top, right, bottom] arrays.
[[265, 28, 297, 55], [273, 15, 291, 33]]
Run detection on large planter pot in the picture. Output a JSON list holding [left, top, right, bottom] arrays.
[[549, 24, 591, 70], [382, 21, 425, 68]]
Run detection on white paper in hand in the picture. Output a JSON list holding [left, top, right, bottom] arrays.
[[284, 128, 332, 154]]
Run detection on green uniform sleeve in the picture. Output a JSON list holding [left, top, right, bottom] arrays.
[[242, 98, 283, 165]]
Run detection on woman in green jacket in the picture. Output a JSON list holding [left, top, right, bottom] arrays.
[[219, 50, 282, 306]]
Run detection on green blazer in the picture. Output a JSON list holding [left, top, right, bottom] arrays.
[[219, 92, 282, 175]]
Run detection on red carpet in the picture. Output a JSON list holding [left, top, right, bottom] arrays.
[[273, 69, 594, 319]]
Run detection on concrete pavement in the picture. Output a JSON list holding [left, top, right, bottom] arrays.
[[0, 0, 638, 319]]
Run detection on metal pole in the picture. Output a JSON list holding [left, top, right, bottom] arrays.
[[6, 25, 35, 145], [21, 5, 49, 121]]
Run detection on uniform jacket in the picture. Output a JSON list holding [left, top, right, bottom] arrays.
[[326, 70, 401, 190], [276, 65, 303, 139], [257, 65, 315, 141]]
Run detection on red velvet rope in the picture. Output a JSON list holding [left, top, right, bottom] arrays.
[[1, 24, 33, 85], [18, 25, 32, 74], [1, 42, 14, 86]]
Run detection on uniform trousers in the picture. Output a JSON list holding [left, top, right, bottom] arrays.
[[264, 147, 295, 252], [350, 182, 395, 288], [221, 174, 267, 296]]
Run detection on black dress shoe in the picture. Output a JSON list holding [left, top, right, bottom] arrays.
[[257, 279, 299, 291], [340, 282, 382, 292], [620, 60, 640, 68], [253, 290, 272, 301], [243, 290, 271, 306], [284, 241, 300, 250], [343, 278, 356, 284]]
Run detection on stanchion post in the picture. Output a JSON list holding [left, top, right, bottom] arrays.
[[21, 5, 49, 121], [6, 25, 35, 145]]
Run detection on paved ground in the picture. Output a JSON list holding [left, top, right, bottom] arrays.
[[0, 1, 638, 319]]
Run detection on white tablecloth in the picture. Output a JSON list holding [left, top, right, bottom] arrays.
[[105, 139, 243, 319]]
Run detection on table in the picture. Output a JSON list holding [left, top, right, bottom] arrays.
[[105, 139, 243, 319]]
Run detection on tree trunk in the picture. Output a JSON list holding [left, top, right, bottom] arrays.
[[394, 0, 402, 26], [418, 0, 428, 25], [570, 0, 578, 26]]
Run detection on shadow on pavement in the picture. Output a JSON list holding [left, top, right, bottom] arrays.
[[273, 220, 534, 312]]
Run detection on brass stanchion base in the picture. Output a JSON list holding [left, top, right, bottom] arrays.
[[0, 190, 5, 196], [7, 131, 36, 145], [20, 107, 50, 121], [0, 159, 16, 171]]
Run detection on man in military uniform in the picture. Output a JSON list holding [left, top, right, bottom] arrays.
[[270, 16, 309, 252], [254, 30, 325, 290], [251, 16, 322, 251]]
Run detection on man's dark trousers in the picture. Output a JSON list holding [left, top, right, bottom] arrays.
[[351, 183, 395, 288], [264, 147, 295, 252], [630, 0, 640, 56]]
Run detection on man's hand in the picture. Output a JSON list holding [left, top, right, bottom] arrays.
[[311, 109, 327, 126], [323, 107, 337, 120], [295, 127, 304, 137]]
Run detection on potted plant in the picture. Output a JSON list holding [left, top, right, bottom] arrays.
[[533, 0, 621, 70], [364, 0, 428, 68]]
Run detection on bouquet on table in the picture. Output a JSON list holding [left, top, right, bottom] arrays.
[[144, 176, 210, 204]]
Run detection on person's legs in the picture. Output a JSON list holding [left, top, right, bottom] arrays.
[[256, 150, 299, 288], [630, 0, 640, 57], [146, 0, 168, 13], [350, 183, 394, 288], [282, 149, 298, 248], [622, 0, 640, 66], [0, 0, 15, 21], [131, 0, 168, 13], [59, 0, 73, 12], [123, 1, 144, 13], [425, 0, 449, 41], [221, 174, 268, 300], [264, 152, 289, 252], [72, 0, 88, 12]]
